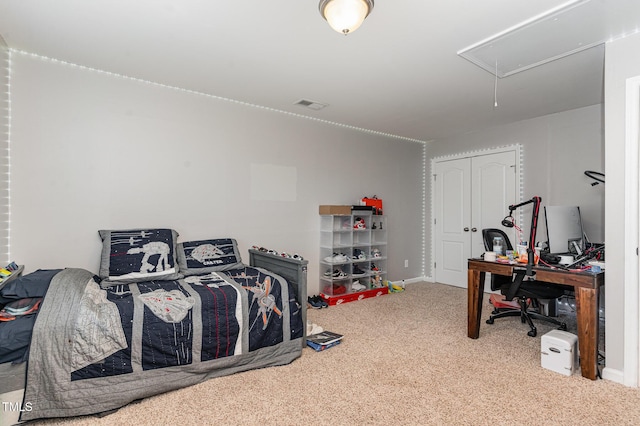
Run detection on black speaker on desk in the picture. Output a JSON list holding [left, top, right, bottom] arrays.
[[540, 251, 561, 265]]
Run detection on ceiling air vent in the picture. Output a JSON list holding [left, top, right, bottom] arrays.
[[294, 99, 328, 111]]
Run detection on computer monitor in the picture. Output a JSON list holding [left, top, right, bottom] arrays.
[[544, 206, 585, 255]]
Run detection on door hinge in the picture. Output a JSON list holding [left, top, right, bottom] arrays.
[[434, 262, 436, 269], [433, 174, 437, 181], [434, 218, 437, 224]]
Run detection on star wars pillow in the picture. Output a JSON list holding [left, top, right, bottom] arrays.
[[177, 238, 244, 276], [98, 228, 182, 285]]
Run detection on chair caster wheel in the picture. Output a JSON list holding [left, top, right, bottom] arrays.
[[559, 323, 567, 331], [527, 329, 537, 337], [486, 318, 494, 324]]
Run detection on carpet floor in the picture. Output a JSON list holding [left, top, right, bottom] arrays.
[[33, 282, 640, 425]]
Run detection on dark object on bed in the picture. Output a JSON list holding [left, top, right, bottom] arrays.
[[0, 269, 60, 306], [0, 236, 307, 423], [0, 269, 61, 365], [0, 315, 38, 365]]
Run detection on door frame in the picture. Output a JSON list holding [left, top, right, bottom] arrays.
[[620, 76, 640, 387], [429, 144, 523, 282]]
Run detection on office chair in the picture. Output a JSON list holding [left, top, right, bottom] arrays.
[[482, 228, 568, 337]]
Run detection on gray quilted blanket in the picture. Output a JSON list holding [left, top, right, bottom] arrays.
[[21, 267, 302, 421]]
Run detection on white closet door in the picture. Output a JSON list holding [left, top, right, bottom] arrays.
[[434, 158, 471, 287], [471, 151, 517, 259], [434, 150, 517, 288]]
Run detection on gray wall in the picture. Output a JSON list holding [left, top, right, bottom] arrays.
[[425, 104, 604, 278], [8, 53, 425, 296]]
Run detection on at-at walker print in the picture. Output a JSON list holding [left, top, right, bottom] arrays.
[[109, 230, 176, 276], [127, 241, 171, 273]]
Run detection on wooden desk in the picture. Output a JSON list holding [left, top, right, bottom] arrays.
[[467, 259, 604, 380]]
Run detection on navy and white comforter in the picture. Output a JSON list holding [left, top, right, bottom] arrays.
[[20, 266, 303, 421]]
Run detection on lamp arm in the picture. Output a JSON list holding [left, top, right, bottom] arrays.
[[507, 197, 537, 212], [507, 196, 541, 276]]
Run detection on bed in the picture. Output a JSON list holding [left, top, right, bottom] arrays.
[[0, 229, 308, 424]]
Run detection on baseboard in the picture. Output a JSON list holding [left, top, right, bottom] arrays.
[[390, 277, 428, 286], [602, 366, 625, 385]]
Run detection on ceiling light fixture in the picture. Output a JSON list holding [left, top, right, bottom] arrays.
[[319, 0, 374, 35]]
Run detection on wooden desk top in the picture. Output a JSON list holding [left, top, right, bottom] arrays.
[[468, 258, 604, 289]]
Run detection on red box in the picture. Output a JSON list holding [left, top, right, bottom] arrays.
[[361, 197, 383, 215], [320, 287, 389, 306]]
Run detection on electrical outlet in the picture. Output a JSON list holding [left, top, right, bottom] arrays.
[[404, 259, 409, 268]]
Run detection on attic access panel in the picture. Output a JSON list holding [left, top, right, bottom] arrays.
[[457, 0, 638, 78]]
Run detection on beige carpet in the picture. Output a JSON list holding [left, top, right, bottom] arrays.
[[34, 283, 640, 425]]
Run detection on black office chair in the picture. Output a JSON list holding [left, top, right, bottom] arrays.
[[482, 228, 568, 337]]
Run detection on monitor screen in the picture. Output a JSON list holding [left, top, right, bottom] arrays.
[[544, 206, 584, 254]]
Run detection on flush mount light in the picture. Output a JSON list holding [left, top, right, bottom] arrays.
[[319, 0, 374, 35]]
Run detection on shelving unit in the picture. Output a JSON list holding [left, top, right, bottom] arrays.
[[319, 212, 388, 305]]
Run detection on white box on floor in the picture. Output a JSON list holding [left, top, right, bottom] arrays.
[[541, 330, 578, 376]]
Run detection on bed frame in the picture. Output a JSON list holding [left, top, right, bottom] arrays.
[[248, 248, 308, 346]]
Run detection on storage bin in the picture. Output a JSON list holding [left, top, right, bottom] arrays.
[[541, 330, 578, 376]]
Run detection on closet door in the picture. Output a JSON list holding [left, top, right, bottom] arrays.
[[434, 150, 517, 288], [434, 158, 471, 287], [471, 152, 517, 262]]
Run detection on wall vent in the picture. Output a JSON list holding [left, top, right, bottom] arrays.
[[294, 99, 328, 110]]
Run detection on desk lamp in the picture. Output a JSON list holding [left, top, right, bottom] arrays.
[[501, 196, 541, 276]]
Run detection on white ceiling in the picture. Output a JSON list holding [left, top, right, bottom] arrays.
[[1, 0, 639, 143]]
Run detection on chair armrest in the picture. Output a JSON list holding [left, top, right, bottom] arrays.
[[505, 271, 526, 301]]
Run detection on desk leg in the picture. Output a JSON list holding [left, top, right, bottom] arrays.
[[575, 286, 599, 380], [467, 269, 485, 339]]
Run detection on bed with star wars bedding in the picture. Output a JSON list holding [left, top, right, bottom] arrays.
[[10, 263, 303, 421]]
